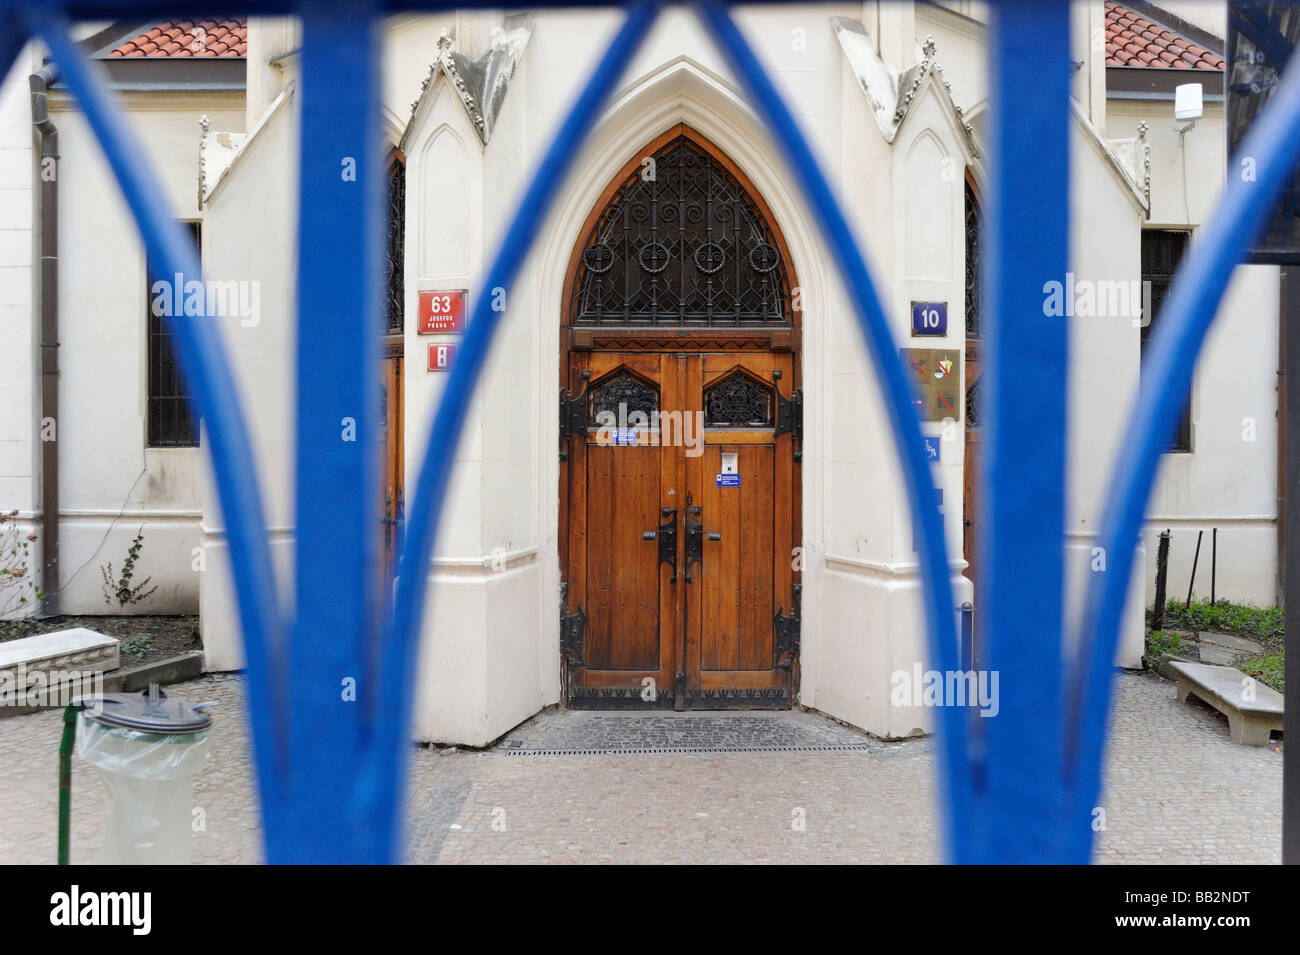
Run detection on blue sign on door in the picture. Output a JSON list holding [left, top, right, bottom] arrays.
[[911, 301, 948, 336], [924, 435, 941, 462]]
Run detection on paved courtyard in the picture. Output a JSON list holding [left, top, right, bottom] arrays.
[[0, 670, 1282, 864]]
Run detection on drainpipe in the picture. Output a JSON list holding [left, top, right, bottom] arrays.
[[30, 66, 59, 617]]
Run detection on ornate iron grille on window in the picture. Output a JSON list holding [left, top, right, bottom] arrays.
[[965, 180, 982, 340], [587, 369, 659, 426], [1141, 229, 1193, 452], [147, 220, 201, 448], [572, 135, 791, 326], [704, 370, 774, 427], [384, 156, 406, 335]]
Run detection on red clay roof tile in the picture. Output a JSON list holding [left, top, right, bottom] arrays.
[[107, 17, 246, 58], [1105, 2, 1224, 70]]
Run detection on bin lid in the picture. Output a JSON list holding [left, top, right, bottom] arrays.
[[78, 686, 216, 734]]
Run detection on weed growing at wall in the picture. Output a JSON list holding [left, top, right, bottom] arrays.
[[0, 510, 41, 619], [101, 527, 158, 609]]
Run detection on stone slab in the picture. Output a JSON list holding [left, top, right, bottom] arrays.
[[0, 628, 119, 676], [103, 650, 204, 693], [1198, 630, 1266, 654], [0, 628, 120, 717], [1198, 643, 1244, 666]]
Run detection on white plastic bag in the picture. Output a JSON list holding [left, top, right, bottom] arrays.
[[76, 712, 210, 864]]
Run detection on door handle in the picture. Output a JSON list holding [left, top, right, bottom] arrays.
[[684, 506, 720, 582], [643, 507, 677, 582]]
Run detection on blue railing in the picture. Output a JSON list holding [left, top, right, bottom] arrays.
[[7, 0, 1298, 863]]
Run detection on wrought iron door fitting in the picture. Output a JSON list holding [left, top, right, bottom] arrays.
[[642, 507, 678, 581]]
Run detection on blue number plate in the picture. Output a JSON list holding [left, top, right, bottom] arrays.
[[911, 301, 947, 336]]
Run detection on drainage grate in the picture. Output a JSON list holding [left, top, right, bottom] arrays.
[[497, 713, 876, 756], [504, 743, 873, 756]]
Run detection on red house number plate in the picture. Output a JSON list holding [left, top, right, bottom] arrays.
[[418, 289, 467, 334], [428, 343, 457, 372]]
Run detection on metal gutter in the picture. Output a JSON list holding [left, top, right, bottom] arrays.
[[30, 65, 60, 617]]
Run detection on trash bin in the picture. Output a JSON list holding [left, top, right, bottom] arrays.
[[75, 684, 217, 864]]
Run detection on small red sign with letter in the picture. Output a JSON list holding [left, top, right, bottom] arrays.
[[428, 343, 457, 372], [418, 289, 467, 334]]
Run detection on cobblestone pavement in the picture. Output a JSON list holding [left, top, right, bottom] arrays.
[[0, 670, 1281, 864]]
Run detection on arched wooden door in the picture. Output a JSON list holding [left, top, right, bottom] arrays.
[[559, 126, 802, 709]]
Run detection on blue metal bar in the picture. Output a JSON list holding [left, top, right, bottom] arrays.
[[28, 13, 289, 815], [364, 1, 662, 860], [981, 0, 1070, 863], [284, 0, 383, 863], [694, 0, 971, 861], [18, 0, 1300, 867], [0, 10, 27, 88], [38, 0, 805, 17], [1066, 42, 1300, 859]]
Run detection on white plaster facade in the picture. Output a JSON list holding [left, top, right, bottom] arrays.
[[0, 3, 1277, 746]]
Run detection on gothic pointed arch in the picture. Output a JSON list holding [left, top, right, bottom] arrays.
[[565, 125, 797, 328]]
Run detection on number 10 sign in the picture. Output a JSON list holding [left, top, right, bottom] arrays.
[[911, 301, 947, 337], [418, 289, 467, 334]]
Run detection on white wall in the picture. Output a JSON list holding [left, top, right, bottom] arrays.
[[0, 40, 244, 617], [1065, 112, 1148, 668], [0, 52, 38, 580], [1107, 100, 1280, 609], [49, 91, 244, 615], [199, 88, 295, 670]]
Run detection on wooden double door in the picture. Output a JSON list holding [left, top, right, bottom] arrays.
[[563, 348, 799, 709]]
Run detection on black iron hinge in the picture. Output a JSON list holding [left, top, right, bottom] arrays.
[[773, 582, 802, 669], [560, 588, 587, 669], [772, 370, 802, 462], [559, 371, 590, 462]]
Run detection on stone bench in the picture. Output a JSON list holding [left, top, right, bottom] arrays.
[[0, 628, 119, 716], [1167, 660, 1284, 746]]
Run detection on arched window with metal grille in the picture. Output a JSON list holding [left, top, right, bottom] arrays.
[[570, 133, 792, 326]]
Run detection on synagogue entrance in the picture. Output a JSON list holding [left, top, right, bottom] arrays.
[[558, 126, 802, 709]]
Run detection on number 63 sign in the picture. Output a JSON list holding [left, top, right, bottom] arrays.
[[418, 289, 468, 334]]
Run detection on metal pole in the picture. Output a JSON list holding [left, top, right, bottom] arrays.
[[1152, 529, 1170, 632], [1211, 527, 1217, 606], [1186, 530, 1203, 610], [1282, 266, 1300, 863], [57, 704, 75, 865]]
